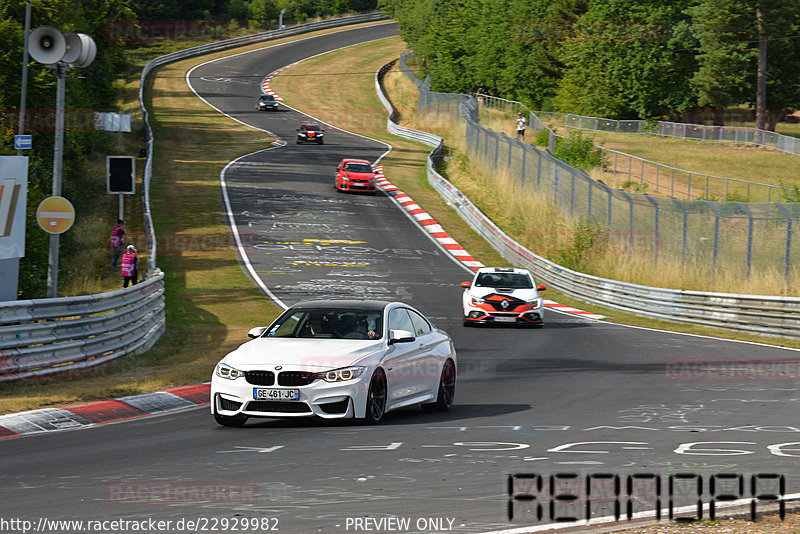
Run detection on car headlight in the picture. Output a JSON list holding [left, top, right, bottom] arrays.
[[216, 363, 244, 380], [526, 297, 543, 307], [317, 366, 365, 382], [470, 296, 485, 305]]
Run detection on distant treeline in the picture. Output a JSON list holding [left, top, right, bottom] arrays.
[[380, 0, 800, 125]]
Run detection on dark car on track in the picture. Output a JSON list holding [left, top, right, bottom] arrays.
[[297, 123, 325, 144], [256, 94, 279, 111]]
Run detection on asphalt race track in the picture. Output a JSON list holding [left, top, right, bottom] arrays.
[[2, 22, 800, 534]]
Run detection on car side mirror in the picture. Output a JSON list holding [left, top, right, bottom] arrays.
[[537, 284, 547, 291], [388, 329, 415, 345], [460, 281, 471, 288], [296, 128, 300, 131], [247, 326, 267, 339]]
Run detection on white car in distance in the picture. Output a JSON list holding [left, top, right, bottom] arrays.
[[461, 267, 546, 327]]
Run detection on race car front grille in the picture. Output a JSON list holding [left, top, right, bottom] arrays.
[[278, 371, 317, 386], [485, 294, 525, 311], [219, 397, 242, 411], [245, 370, 275, 386], [247, 401, 312, 413], [319, 399, 350, 414]]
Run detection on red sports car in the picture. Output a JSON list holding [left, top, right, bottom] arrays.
[[335, 159, 377, 194]]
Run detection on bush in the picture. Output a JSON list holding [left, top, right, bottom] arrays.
[[621, 180, 648, 193], [534, 128, 550, 147], [782, 185, 800, 202], [557, 216, 608, 272], [553, 130, 602, 169]]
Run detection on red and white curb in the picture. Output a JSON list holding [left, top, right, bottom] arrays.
[[543, 299, 605, 320], [261, 63, 302, 100], [373, 166, 483, 270], [372, 167, 605, 320], [0, 384, 210, 440]]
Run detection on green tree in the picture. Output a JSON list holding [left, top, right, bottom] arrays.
[[553, 0, 697, 119], [689, 0, 800, 129]]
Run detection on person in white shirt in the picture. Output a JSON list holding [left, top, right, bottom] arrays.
[[516, 112, 527, 140]]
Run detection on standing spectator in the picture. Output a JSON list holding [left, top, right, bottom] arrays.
[[121, 244, 138, 288], [476, 87, 487, 107], [110, 219, 126, 267], [516, 112, 527, 140]]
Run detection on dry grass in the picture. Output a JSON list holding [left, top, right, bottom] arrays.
[[478, 107, 800, 202]]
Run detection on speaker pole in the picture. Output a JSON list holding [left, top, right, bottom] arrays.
[[46, 63, 66, 298], [17, 1, 32, 157]]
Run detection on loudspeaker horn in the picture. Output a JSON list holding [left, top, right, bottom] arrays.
[[74, 34, 97, 68], [62, 33, 96, 68], [28, 26, 66, 65]]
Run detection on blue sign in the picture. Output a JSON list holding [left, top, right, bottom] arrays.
[[14, 135, 32, 150]]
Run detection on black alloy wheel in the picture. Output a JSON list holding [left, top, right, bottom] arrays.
[[423, 359, 456, 411], [363, 370, 387, 424]]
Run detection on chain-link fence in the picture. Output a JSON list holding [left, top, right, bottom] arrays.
[[481, 99, 792, 203], [538, 111, 800, 156], [398, 54, 800, 280]]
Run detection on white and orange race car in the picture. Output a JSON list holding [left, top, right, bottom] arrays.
[[461, 267, 546, 327]]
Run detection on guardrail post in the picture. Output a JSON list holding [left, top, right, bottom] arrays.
[[671, 168, 675, 197], [734, 202, 754, 276], [672, 198, 688, 263], [494, 132, 500, 170], [702, 200, 721, 271], [655, 164, 659, 192], [644, 194, 660, 261], [640, 158, 645, 185], [774, 203, 793, 282], [520, 141, 527, 185], [619, 190, 634, 249], [537, 152, 542, 187]]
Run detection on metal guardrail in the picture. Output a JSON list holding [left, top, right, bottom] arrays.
[[0, 272, 165, 381], [383, 56, 800, 338]]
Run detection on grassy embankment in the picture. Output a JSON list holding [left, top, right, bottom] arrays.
[[479, 109, 800, 202]]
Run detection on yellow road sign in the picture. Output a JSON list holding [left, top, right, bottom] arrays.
[[37, 196, 75, 234]]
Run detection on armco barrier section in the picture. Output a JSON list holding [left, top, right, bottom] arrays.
[[139, 12, 388, 272], [0, 272, 165, 381], [380, 58, 800, 338]]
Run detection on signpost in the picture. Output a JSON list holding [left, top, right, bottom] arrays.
[[36, 196, 75, 234], [14, 135, 32, 151], [107, 156, 135, 220]]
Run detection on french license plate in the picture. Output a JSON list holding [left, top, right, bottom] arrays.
[[494, 316, 517, 323], [253, 388, 300, 401]]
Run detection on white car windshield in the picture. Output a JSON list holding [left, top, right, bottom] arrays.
[[475, 273, 533, 289], [266, 308, 383, 339]]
